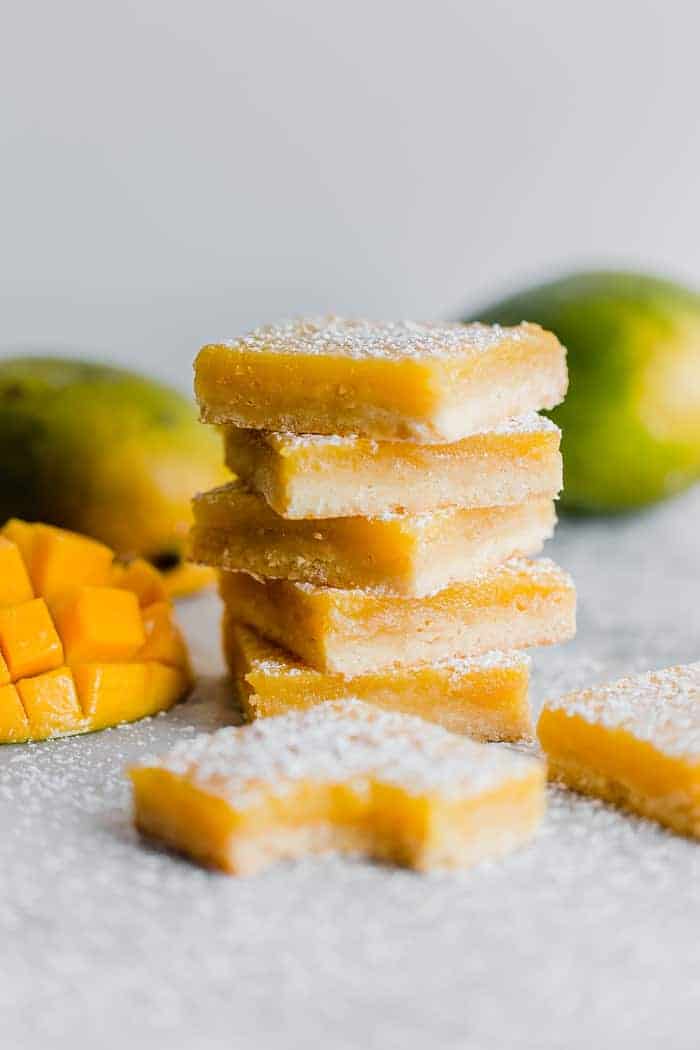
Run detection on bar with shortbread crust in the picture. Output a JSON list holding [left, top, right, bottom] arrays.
[[538, 663, 700, 838], [131, 699, 546, 875], [223, 413, 562, 519], [192, 482, 556, 596], [195, 317, 567, 443], [218, 557, 576, 675], [224, 617, 533, 741]]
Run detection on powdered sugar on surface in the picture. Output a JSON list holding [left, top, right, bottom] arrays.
[[206, 316, 554, 362], [547, 663, 700, 760], [3, 488, 700, 1050]]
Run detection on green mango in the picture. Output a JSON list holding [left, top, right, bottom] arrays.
[[0, 357, 227, 595], [474, 272, 700, 512]]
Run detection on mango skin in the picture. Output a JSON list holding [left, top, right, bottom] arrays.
[[475, 272, 700, 512], [0, 357, 227, 594]]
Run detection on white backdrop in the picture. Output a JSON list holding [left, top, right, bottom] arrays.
[[2, 0, 699, 388]]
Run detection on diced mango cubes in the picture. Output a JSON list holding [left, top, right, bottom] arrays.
[[138, 602, 192, 673], [110, 558, 168, 607], [0, 537, 34, 607], [0, 683, 30, 742], [54, 587, 145, 663], [0, 598, 64, 680], [0, 650, 10, 687], [0, 520, 192, 743], [73, 662, 187, 732], [17, 667, 85, 739], [28, 524, 114, 603]]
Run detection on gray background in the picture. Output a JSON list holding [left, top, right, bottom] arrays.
[[2, 2, 700, 1047], [2, 0, 700, 377]]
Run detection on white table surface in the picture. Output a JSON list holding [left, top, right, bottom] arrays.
[[2, 489, 700, 1050]]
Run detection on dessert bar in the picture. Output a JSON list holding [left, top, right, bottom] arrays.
[[192, 482, 555, 595], [538, 663, 700, 837], [131, 699, 545, 874], [223, 413, 562, 519], [224, 617, 533, 741], [219, 557, 576, 675], [195, 317, 567, 443]]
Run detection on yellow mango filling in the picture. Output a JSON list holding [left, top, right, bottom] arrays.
[[195, 317, 567, 443], [0, 520, 192, 742], [538, 662, 700, 837], [192, 481, 555, 596], [223, 413, 563, 519], [218, 557, 576, 675], [224, 617, 532, 741], [131, 699, 545, 875]]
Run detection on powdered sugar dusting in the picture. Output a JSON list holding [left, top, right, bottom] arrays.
[[546, 662, 700, 761], [140, 699, 540, 806], [208, 316, 552, 363]]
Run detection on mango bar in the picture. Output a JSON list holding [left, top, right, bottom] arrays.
[[538, 663, 700, 838], [192, 481, 555, 596], [224, 413, 562, 519], [219, 557, 576, 675], [0, 520, 192, 742], [131, 699, 546, 875], [195, 317, 567, 443], [224, 617, 532, 741]]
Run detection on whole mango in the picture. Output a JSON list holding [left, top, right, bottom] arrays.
[[475, 272, 700, 512], [0, 357, 227, 594]]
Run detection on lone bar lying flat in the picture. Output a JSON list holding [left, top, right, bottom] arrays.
[[131, 699, 545, 875], [223, 413, 563, 519], [224, 618, 533, 741], [195, 317, 567, 443], [538, 663, 700, 838], [192, 482, 555, 596], [219, 557, 575, 675]]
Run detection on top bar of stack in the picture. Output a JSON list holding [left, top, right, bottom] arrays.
[[195, 316, 567, 443], [192, 315, 575, 743]]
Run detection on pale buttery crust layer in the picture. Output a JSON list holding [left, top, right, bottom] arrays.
[[538, 662, 700, 838], [224, 617, 533, 742], [218, 557, 576, 675], [191, 482, 556, 596], [131, 699, 545, 875], [195, 317, 567, 443], [222, 414, 563, 519]]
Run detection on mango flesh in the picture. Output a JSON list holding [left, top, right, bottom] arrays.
[[0, 520, 192, 742], [474, 272, 700, 512], [0, 357, 227, 595]]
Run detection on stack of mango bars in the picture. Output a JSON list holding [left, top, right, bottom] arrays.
[[191, 316, 576, 742]]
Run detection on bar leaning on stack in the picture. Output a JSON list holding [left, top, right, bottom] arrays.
[[192, 316, 576, 743]]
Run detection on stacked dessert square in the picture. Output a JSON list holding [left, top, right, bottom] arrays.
[[191, 316, 576, 743]]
